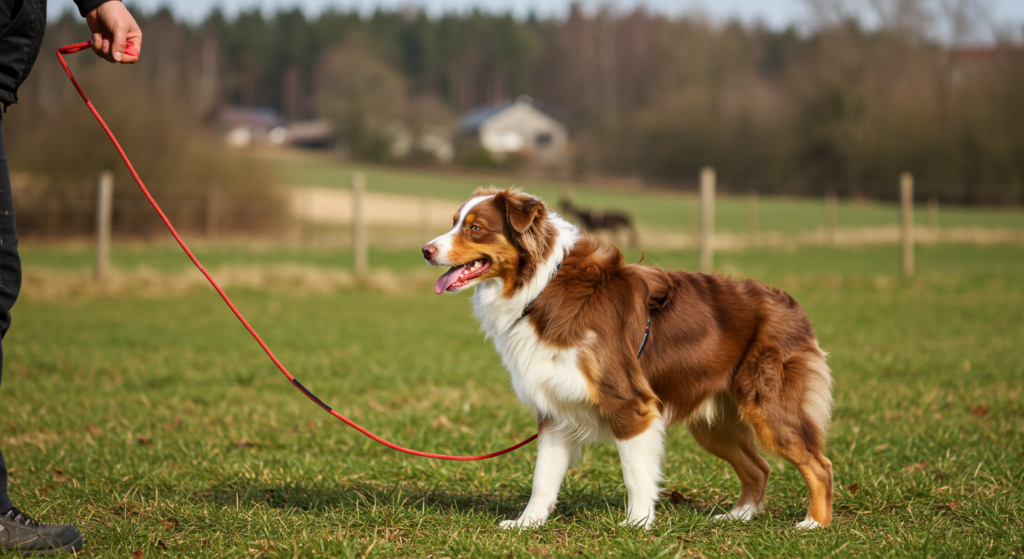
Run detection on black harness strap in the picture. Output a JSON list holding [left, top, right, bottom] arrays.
[[637, 317, 651, 359]]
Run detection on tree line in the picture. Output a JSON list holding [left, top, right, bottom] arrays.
[[20, 2, 1024, 203]]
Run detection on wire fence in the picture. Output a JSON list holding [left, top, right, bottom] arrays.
[[14, 172, 1024, 282], [13, 192, 285, 239]]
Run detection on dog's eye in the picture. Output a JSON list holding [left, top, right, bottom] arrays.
[[470, 224, 481, 231]]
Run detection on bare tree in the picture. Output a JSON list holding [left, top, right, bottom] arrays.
[[865, 0, 933, 37], [936, 0, 988, 45], [803, 0, 859, 29]]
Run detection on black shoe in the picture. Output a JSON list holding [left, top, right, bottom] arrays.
[[0, 507, 83, 556]]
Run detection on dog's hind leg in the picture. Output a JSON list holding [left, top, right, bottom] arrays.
[[688, 395, 771, 521], [615, 414, 666, 529], [737, 348, 834, 528], [499, 421, 578, 530]]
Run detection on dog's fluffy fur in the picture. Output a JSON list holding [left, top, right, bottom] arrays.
[[422, 188, 834, 530]]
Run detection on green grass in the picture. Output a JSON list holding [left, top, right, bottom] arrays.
[[2, 242, 1022, 557], [18, 241, 413, 274], [277, 151, 1024, 234]]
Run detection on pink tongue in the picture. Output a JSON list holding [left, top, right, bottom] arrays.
[[435, 265, 467, 295]]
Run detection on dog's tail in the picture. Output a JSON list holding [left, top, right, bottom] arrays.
[[801, 344, 834, 439]]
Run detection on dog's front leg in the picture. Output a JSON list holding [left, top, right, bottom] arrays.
[[499, 424, 578, 530], [615, 416, 666, 529]]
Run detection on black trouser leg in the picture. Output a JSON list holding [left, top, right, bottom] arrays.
[[0, 118, 24, 514]]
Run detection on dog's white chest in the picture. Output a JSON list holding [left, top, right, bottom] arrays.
[[487, 319, 609, 441], [496, 322, 586, 406]]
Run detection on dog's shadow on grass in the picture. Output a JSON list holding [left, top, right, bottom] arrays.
[[189, 481, 527, 518], [187, 481, 722, 525], [658, 489, 728, 517]]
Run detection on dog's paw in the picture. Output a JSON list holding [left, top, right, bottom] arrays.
[[795, 517, 824, 530], [498, 516, 544, 531], [498, 520, 520, 531], [619, 518, 655, 530], [620, 510, 656, 530], [712, 502, 763, 522]]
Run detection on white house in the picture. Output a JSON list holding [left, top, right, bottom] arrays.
[[459, 96, 569, 170]]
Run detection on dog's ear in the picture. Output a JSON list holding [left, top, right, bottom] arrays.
[[503, 191, 544, 233]]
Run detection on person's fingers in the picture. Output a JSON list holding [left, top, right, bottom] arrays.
[[91, 33, 103, 55], [111, 22, 128, 62], [102, 38, 111, 57]]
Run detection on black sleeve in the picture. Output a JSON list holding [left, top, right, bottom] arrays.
[[73, 0, 119, 18]]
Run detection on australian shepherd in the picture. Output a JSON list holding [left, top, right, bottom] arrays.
[[421, 188, 833, 530]]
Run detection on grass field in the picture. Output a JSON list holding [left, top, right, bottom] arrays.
[[2, 240, 1021, 557], [276, 151, 1024, 235]]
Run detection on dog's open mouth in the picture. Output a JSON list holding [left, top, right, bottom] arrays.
[[435, 259, 491, 294]]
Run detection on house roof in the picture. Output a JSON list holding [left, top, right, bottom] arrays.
[[458, 101, 515, 132], [458, 96, 564, 132], [218, 106, 283, 129]]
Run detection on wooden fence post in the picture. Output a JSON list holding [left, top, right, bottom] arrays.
[[95, 171, 113, 280], [700, 167, 715, 272], [352, 172, 368, 281], [825, 189, 838, 244], [746, 190, 759, 247], [900, 172, 914, 277]]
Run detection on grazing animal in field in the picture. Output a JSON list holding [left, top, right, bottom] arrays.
[[421, 188, 834, 530], [559, 198, 638, 247]]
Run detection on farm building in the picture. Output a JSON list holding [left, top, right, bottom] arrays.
[[458, 96, 569, 171], [218, 106, 283, 147]]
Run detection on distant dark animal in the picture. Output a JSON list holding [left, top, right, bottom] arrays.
[[559, 199, 638, 246]]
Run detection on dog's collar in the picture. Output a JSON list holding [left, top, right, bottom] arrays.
[[520, 261, 562, 319]]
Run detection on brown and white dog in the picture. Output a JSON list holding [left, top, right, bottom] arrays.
[[421, 188, 834, 530]]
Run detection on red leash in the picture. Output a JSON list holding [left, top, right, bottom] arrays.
[[56, 42, 537, 461]]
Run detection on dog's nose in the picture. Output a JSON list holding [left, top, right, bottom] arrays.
[[422, 244, 437, 261]]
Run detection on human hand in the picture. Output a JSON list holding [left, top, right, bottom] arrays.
[[85, 1, 142, 63]]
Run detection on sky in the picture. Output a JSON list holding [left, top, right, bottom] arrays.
[[48, 0, 1024, 40]]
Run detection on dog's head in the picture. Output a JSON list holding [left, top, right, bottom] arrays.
[[422, 188, 553, 296]]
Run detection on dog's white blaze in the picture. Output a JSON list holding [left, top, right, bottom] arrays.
[[427, 194, 494, 266]]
